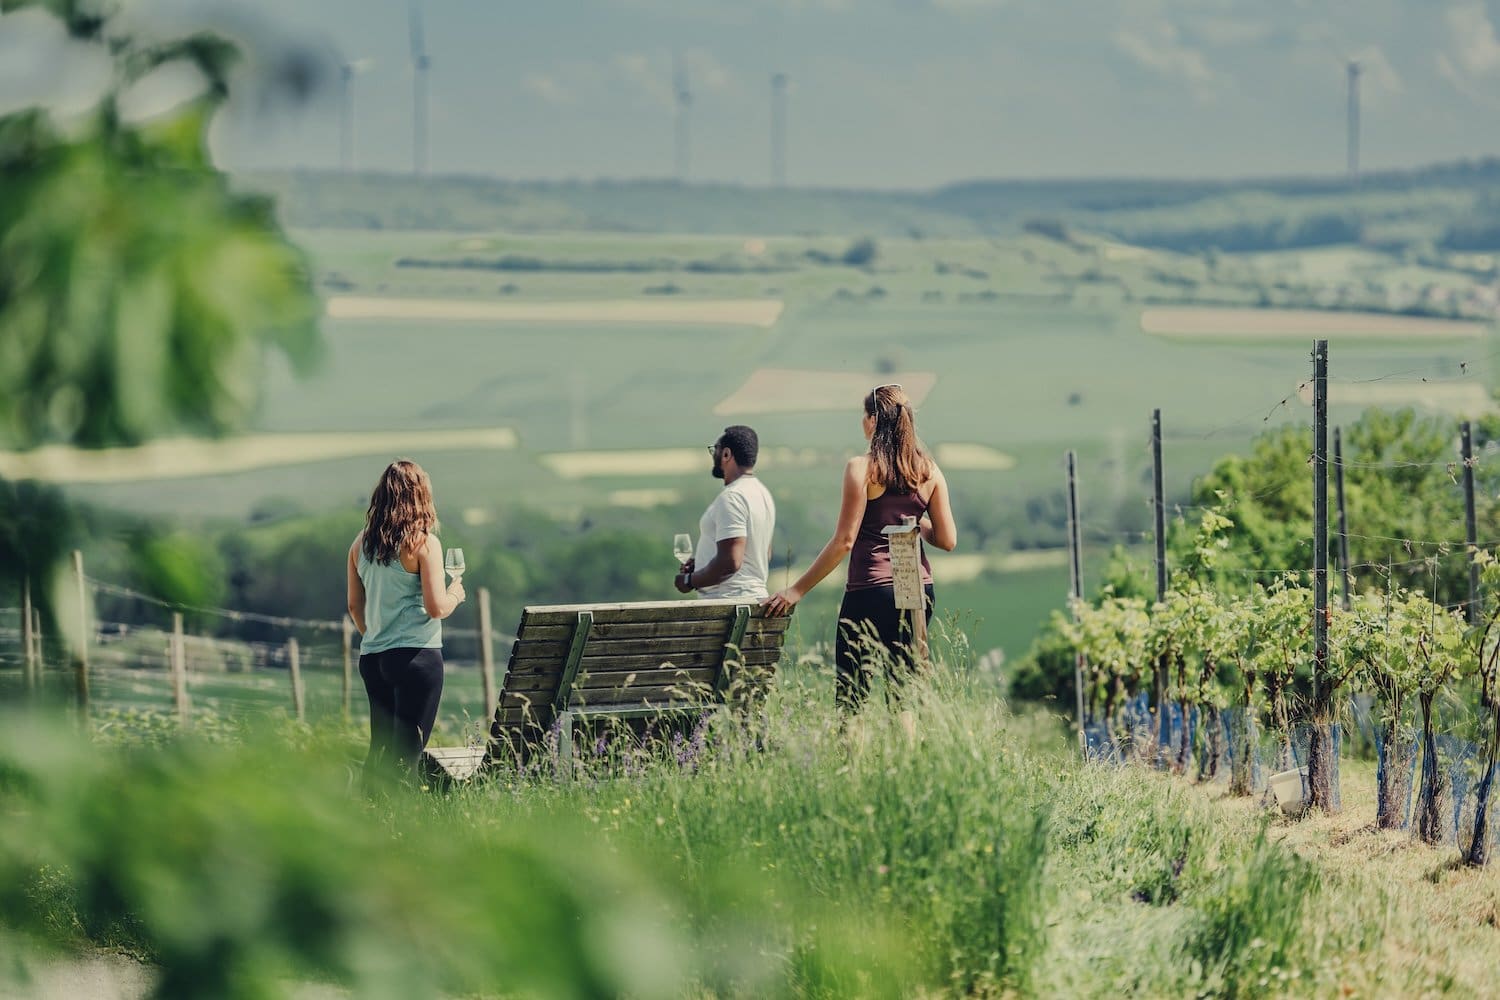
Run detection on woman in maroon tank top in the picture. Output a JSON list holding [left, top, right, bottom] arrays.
[[763, 384, 957, 712]]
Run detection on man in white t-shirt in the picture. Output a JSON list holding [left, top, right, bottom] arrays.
[[675, 425, 776, 599]]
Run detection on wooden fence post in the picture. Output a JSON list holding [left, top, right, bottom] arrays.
[[22, 577, 35, 695], [31, 607, 43, 681], [288, 638, 305, 723], [341, 615, 354, 722], [478, 587, 496, 721], [172, 612, 190, 726], [72, 550, 89, 715]]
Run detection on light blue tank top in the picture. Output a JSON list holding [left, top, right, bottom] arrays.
[[357, 546, 442, 654]]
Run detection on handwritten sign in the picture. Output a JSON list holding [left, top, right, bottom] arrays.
[[882, 519, 924, 611]]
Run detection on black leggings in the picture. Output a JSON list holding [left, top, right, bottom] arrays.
[[835, 584, 935, 713], [359, 647, 445, 782]]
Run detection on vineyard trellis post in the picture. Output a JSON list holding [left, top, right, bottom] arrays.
[[22, 577, 35, 695], [1066, 450, 1087, 757], [1152, 408, 1170, 764], [288, 637, 305, 723], [478, 587, 496, 723], [1308, 338, 1340, 813], [1463, 420, 1480, 625], [171, 612, 189, 726], [72, 550, 89, 714], [1335, 426, 1351, 611]]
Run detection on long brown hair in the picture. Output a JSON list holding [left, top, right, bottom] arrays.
[[865, 384, 932, 493], [362, 460, 438, 565]]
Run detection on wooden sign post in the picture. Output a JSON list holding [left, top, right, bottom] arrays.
[[882, 515, 928, 670]]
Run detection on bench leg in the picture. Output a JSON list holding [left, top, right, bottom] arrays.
[[557, 710, 574, 781]]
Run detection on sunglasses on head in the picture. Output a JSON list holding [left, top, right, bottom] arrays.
[[872, 382, 902, 393]]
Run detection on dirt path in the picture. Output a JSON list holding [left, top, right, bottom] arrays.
[[0, 952, 152, 1000]]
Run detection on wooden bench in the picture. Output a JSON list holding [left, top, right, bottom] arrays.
[[421, 599, 791, 783]]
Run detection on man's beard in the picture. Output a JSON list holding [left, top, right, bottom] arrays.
[[711, 459, 725, 480]]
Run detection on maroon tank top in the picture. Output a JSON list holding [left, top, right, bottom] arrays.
[[847, 488, 933, 592]]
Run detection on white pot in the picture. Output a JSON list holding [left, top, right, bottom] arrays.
[[1268, 767, 1308, 815]]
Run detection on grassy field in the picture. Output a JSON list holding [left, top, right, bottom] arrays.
[[4, 664, 1499, 997]]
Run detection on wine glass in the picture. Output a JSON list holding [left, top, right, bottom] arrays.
[[673, 533, 693, 566], [444, 547, 465, 582]]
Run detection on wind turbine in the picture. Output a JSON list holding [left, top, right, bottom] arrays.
[[1346, 59, 1361, 186], [339, 58, 373, 173], [674, 53, 691, 182], [1320, 33, 1362, 186], [409, 0, 430, 176]]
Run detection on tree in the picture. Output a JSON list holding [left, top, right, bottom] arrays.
[[1182, 410, 1474, 608], [0, 0, 321, 635]]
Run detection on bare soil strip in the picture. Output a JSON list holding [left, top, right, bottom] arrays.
[[1294, 380, 1495, 414], [935, 443, 1017, 471], [0, 429, 518, 484], [540, 446, 829, 480], [326, 296, 784, 328], [1141, 307, 1488, 339]]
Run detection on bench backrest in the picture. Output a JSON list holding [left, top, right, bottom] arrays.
[[486, 599, 790, 757]]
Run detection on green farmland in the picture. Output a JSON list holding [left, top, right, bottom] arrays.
[[15, 180, 1498, 664]]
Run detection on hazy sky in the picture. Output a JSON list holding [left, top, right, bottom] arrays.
[[4, 0, 1500, 188]]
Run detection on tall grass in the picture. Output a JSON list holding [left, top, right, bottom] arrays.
[[0, 652, 1398, 998]]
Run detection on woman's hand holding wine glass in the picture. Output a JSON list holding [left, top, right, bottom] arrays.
[[444, 547, 467, 605], [674, 533, 695, 593]]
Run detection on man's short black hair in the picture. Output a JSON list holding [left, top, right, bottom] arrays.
[[719, 425, 759, 468]]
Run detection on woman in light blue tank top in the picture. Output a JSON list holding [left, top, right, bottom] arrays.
[[345, 460, 466, 787]]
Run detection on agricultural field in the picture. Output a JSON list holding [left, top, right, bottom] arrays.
[[17, 179, 1500, 662]]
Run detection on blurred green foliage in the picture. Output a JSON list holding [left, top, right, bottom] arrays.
[[0, 0, 320, 628]]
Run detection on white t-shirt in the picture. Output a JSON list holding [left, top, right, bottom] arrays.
[[695, 475, 776, 599]]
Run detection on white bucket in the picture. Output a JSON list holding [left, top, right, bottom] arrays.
[[1268, 767, 1308, 815]]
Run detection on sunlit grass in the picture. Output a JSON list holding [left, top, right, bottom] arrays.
[[7, 654, 1496, 997]]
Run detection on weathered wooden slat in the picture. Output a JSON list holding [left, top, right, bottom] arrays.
[[715, 605, 752, 699], [419, 746, 487, 782], [551, 611, 592, 715], [509, 631, 784, 663], [505, 686, 713, 709], [511, 649, 716, 675], [509, 647, 782, 676], [523, 601, 788, 627], [519, 617, 791, 643], [565, 703, 708, 720], [506, 666, 718, 694]]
